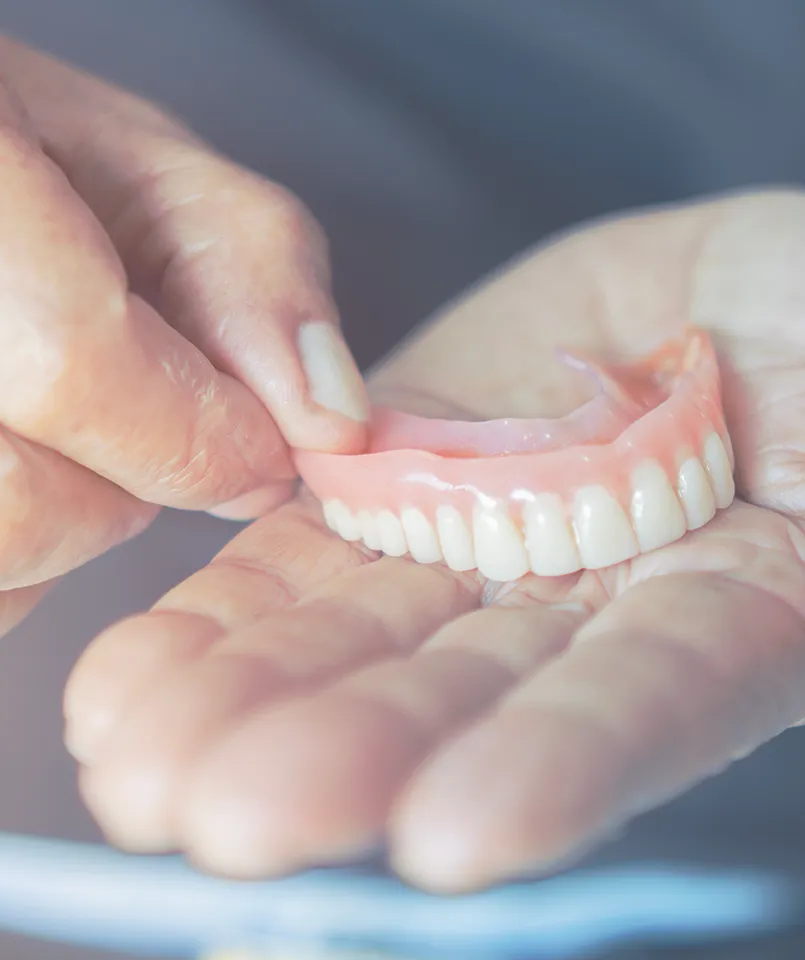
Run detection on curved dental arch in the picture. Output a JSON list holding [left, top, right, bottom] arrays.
[[295, 327, 735, 581]]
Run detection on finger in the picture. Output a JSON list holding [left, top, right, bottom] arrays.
[[391, 571, 805, 891], [77, 554, 478, 853], [63, 612, 223, 767], [0, 71, 296, 509], [0, 424, 156, 589], [63, 498, 364, 765], [176, 603, 586, 877], [0, 579, 58, 637], [1, 37, 369, 452]]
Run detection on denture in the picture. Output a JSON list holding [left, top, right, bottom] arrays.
[[295, 326, 735, 580]]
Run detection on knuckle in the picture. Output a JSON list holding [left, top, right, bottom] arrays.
[[0, 323, 72, 429], [205, 163, 328, 265], [264, 183, 329, 261]]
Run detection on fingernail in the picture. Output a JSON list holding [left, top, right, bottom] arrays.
[[298, 321, 369, 422]]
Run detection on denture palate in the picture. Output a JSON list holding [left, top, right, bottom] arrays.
[[295, 326, 735, 581]]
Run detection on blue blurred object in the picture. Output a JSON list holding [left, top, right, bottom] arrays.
[[0, 832, 799, 958]]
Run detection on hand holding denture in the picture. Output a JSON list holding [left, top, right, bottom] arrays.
[[67, 191, 805, 894], [0, 37, 367, 635]]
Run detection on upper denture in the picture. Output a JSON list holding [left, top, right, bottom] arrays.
[[295, 326, 736, 580]]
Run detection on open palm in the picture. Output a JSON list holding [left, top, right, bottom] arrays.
[[65, 190, 805, 891]]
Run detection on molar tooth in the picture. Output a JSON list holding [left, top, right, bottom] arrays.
[[322, 499, 341, 533], [400, 508, 442, 563], [436, 505, 476, 571], [357, 510, 382, 550], [325, 499, 361, 541], [677, 457, 716, 529], [522, 493, 581, 576], [472, 505, 530, 581], [376, 509, 408, 557], [630, 460, 687, 552], [702, 432, 735, 509], [573, 486, 639, 569]]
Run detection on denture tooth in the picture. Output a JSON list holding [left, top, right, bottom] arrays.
[[522, 493, 582, 576], [338, 510, 363, 542], [436, 505, 476, 571], [322, 499, 341, 533], [400, 508, 442, 563], [630, 460, 687, 552], [702, 432, 735, 509], [326, 500, 362, 541], [678, 457, 717, 529], [376, 509, 408, 557], [722, 429, 735, 470], [472, 506, 530, 581], [573, 486, 639, 569], [357, 510, 382, 550]]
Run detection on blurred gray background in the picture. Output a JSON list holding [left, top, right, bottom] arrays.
[[1, 1, 805, 957]]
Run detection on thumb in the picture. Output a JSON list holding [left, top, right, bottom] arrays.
[[2, 37, 369, 454], [125, 158, 371, 452]]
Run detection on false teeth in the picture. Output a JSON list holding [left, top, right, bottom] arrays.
[[301, 327, 735, 577]]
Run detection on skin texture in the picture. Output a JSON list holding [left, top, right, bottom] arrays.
[[0, 37, 367, 633], [64, 189, 805, 892]]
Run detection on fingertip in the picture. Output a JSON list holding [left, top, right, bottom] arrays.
[[63, 611, 220, 765], [389, 814, 490, 893], [390, 703, 626, 892], [78, 762, 179, 854], [389, 793, 555, 894]]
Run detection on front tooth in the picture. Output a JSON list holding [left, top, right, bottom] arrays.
[[472, 506, 530, 581], [522, 493, 581, 576], [722, 429, 735, 470], [400, 508, 442, 563], [702, 433, 735, 508], [436, 505, 476, 571], [376, 510, 408, 556], [630, 460, 687, 552], [357, 510, 382, 550], [677, 457, 716, 529], [573, 486, 639, 569]]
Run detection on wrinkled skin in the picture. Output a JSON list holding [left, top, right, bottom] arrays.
[[0, 36, 368, 636], [65, 190, 805, 892]]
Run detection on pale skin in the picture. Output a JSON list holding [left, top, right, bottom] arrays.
[[3, 36, 805, 896], [0, 35, 369, 634]]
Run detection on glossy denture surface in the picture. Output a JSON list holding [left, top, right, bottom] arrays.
[[296, 327, 735, 577]]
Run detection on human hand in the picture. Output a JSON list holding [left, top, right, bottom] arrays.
[[65, 190, 805, 891], [0, 37, 367, 633]]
